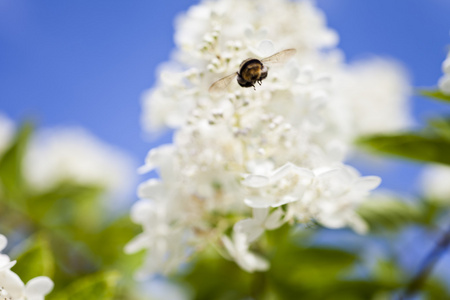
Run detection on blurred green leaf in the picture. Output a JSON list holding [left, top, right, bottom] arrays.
[[357, 133, 450, 165], [12, 233, 55, 283], [179, 225, 394, 300], [179, 243, 403, 300], [270, 247, 357, 287], [422, 278, 450, 300], [373, 259, 403, 286], [358, 199, 423, 231], [88, 216, 142, 269], [269, 243, 403, 299], [177, 247, 255, 300], [420, 89, 450, 102], [25, 183, 104, 230], [428, 117, 450, 141], [0, 122, 33, 200], [48, 271, 120, 300], [31, 186, 110, 245]]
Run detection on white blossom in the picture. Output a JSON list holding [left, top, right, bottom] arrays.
[[234, 208, 285, 243], [22, 127, 135, 198], [305, 165, 381, 234], [438, 49, 450, 95], [0, 235, 53, 300], [336, 58, 412, 136], [421, 164, 450, 204], [129, 0, 409, 275], [221, 232, 269, 273], [0, 234, 16, 271], [242, 162, 314, 208]]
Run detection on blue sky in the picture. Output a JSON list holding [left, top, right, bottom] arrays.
[[1, 0, 450, 195]]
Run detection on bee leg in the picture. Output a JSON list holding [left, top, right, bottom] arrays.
[[253, 85, 256, 90], [257, 80, 262, 86]]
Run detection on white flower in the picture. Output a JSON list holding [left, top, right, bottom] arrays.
[[125, 182, 189, 278], [137, 144, 176, 180], [0, 235, 53, 300], [129, 0, 404, 275], [0, 271, 53, 300], [421, 164, 450, 204], [337, 58, 412, 136], [305, 165, 381, 234], [221, 232, 269, 273], [242, 162, 314, 208], [439, 74, 450, 95], [234, 208, 285, 243], [22, 127, 135, 198], [0, 234, 16, 271], [438, 49, 450, 95]]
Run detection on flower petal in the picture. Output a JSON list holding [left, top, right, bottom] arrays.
[[137, 179, 164, 199], [264, 208, 285, 230], [138, 145, 174, 174], [234, 219, 264, 243], [252, 208, 269, 222], [124, 233, 149, 254], [24, 276, 54, 299], [240, 252, 270, 272], [244, 195, 276, 208], [0, 234, 6, 252], [271, 163, 314, 183], [221, 236, 236, 258], [242, 175, 270, 188], [0, 269, 25, 298], [355, 176, 381, 192], [0, 257, 16, 271], [130, 199, 155, 224]]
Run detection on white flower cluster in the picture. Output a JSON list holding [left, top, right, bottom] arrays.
[[23, 127, 135, 198], [421, 164, 450, 205], [0, 234, 53, 300], [0, 112, 136, 199], [438, 49, 450, 95], [129, 0, 410, 276]]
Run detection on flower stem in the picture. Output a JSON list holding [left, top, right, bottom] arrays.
[[400, 224, 450, 299]]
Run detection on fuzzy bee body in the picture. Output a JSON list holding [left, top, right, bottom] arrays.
[[209, 48, 296, 94], [237, 58, 269, 88]]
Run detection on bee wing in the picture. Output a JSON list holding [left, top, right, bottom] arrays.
[[208, 72, 237, 94], [261, 48, 297, 67]]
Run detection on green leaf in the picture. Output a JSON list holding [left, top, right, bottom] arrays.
[[358, 198, 423, 232], [86, 215, 143, 271], [11, 233, 55, 283], [373, 259, 404, 285], [270, 247, 357, 288], [25, 183, 104, 230], [177, 248, 255, 300], [176, 224, 410, 300], [357, 133, 450, 165], [0, 122, 33, 200], [269, 245, 400, 299], [420, 89, 450, 103], [428, 117, 450, 141], [422, 278, 450, 300], [48, 271, 120, 300]]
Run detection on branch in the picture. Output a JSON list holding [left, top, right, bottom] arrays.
[[400, 224, 450, 299]]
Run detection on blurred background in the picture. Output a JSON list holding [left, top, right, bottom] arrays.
[[1, 0, 450, 193], [1, 0, 450, 299]]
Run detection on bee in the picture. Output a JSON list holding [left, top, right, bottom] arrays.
[[209, 48, 296, 94]]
